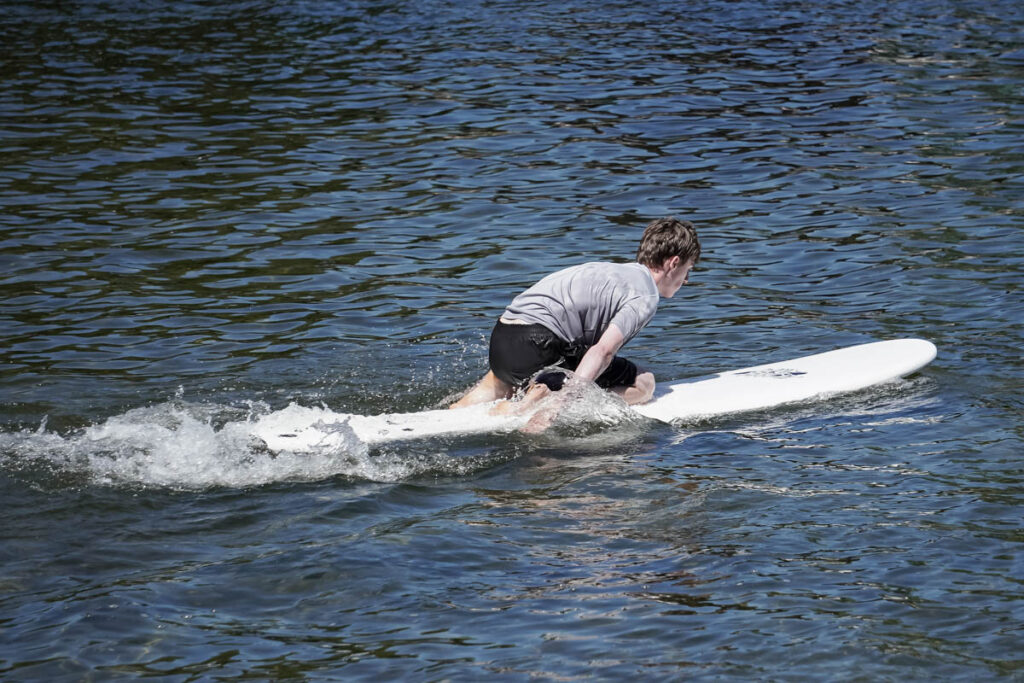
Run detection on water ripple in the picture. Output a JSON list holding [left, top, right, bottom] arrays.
[[1, 0, 1022, 678]]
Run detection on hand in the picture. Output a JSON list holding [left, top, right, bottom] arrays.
[[522, 407, 555, 433]]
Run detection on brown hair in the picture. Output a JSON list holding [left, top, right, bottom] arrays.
[[636, 217, 701, 268]]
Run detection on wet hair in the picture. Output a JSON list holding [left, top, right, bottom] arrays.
[[636, 217, 701, 268]]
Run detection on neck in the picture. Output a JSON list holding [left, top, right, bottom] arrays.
[[645, 263, 669, 296]]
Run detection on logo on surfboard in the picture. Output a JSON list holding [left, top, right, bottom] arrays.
[[736, 368, 807, 378]]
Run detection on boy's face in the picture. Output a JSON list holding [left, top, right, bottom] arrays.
[[659, 255, 695, 298]]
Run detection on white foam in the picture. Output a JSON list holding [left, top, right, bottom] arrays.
[[0, 378, 655, 489], [0, 401, 444, 489]]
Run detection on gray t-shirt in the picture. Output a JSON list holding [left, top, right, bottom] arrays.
[[503, 262, 659, 348]]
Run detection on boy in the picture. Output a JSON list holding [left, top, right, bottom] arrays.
[[451, 216, 700, 409]]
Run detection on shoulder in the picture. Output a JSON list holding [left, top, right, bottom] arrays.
[[579, 261, 650, 280], [613, 262, 658, 296]]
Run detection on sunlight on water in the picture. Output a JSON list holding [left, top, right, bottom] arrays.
[[1, 0, 1021, 678]]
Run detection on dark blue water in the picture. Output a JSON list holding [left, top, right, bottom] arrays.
[[2, 0, 1022, 679]]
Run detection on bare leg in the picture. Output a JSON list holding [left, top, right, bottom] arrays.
[[450, 370, 514, 409], [610, 371, 655, 405]]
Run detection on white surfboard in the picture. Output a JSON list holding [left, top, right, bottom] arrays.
[[632, 337, 937, 422], [251, 338, 937, 452], [251, 401, 531, 452]]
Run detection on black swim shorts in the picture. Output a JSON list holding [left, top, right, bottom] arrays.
[[488, 319, 639, 390]]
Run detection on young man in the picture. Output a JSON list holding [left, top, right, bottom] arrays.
[[451, 217, 700, 410]]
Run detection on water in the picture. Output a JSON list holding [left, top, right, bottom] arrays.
[[1, 0, 1022, 678]]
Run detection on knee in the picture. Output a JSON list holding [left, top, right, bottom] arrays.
[[635, 371, 655, 402]]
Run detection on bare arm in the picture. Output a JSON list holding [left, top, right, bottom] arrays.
[[573, 324, 625, 382], [519, 324, 635, 433], [574, 322, 654, 403]]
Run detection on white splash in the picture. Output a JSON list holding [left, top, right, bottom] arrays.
[[0, 377, 653, 489], [1, 401, 382, 489]]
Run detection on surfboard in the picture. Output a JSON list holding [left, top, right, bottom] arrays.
[[632, 337, 937, 422], [251, 338, 937, 452]]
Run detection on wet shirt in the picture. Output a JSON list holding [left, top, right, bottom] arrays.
[[503, 262, 659, 348]]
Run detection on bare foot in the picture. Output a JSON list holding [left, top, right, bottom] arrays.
[[520, 383, 551, 407], [488, 383, 551, 416], [518, 383, 563, 432], [488, 399, 519, 416]]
